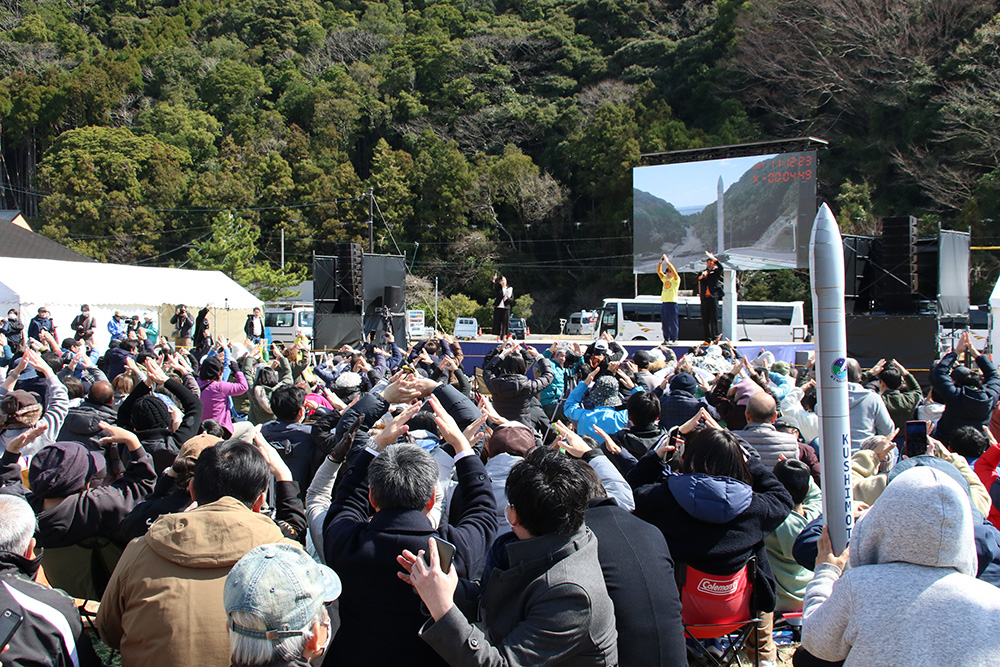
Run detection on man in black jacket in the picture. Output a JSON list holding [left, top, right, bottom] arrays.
[[0, 494, 101, 666], [58, 379, 118, 450], [697, 252, 724, 342], [0, 422, 156, 600], [931, 330, 1000, 443], [580, 463, 686, 667], [323, 393, 497, 667]]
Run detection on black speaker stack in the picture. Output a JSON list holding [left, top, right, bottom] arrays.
[[876, 215, 917, 314]]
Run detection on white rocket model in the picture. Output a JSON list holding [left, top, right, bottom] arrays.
[[717, 176, 724, 253], [809, 203, 853, 553]]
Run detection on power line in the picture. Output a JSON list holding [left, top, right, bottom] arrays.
[[0, 183, 366, 213]]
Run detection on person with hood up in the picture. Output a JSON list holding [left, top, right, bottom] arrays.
[[800, 466, 1000, 666], [931, 330, 1000, 444], [564, 365, 642, 439], [630, 412, 793, 667]]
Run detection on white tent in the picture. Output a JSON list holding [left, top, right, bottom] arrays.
[[0, 257, 263, 350]]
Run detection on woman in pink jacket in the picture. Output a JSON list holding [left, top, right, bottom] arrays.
[[196, 354, 248, 432]]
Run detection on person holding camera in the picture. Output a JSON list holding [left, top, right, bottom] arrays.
[[107, 311, 128, 342], [1, 309, 24, 353], [71, 304, 97, 348], [170, 305, 195, 348]]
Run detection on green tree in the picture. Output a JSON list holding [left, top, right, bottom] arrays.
[[36, 126, 188, 262], [135, 102, 222, 164], [835, 180, 878, 236], [186, 212, 306, 301]]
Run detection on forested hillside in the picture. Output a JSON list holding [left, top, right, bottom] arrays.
[[2, 0, 1000, 327]]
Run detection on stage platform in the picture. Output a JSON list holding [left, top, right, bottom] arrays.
[[451, 338, 814, 377]]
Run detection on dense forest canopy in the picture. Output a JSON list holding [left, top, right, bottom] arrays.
[[3, 0, 1000, 328]]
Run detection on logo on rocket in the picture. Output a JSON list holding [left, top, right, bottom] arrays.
[[831, 357, 847, 383]]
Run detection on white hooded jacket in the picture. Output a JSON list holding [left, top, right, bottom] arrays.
[[801, 467, 1000, 666]]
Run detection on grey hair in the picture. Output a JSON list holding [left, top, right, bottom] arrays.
[[368, 444, 438, 511], [860, 435, 897, 474], [0, 495, 36, 555], [228, 609, 320, 665]]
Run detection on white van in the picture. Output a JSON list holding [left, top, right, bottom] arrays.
[[565, 310, 597, 336], [264, 304, 313, 346], [597, 296, 808, 342], [453, 317, 479, 340]]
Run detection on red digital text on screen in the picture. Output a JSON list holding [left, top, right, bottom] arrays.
[[751, 154, 814, 184]]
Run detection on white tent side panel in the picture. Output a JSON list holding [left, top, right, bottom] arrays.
[[0, 257, 263, 350]]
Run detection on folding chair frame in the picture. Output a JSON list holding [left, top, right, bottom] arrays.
[[684, 616, 761, 667]]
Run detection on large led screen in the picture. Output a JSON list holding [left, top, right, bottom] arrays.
[[633, 151, 817, 273]]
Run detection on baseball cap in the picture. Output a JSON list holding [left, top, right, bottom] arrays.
[[225, 544, 341, 641]]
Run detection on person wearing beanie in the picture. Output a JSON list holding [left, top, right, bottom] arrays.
[[118, 358, 203, 472], [0, 422, 155, 601], [658, 371, 719, 430]]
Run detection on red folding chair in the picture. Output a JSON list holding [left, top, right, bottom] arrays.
[[679, 559, 761, 667]]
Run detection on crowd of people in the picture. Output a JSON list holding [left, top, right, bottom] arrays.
[[2, 303, 1000, 667]]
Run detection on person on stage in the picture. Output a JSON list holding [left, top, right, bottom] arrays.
[[492, 272, 513, 339], [697, 251, 724, 342], [657, 254, 680, 343]]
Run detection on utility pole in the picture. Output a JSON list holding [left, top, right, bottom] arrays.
[[368, 187, 374, 253], [280, 228, 285, 269]]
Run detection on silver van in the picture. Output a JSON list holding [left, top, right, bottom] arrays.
[[264, 305, 313, 346], [565, 310, 597, 336]]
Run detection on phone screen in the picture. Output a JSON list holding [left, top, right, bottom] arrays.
[[904, 421, 928, 458], [0, 608, 23, 649], [422, 537, 457, 574]]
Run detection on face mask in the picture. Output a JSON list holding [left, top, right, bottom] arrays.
[[7, 315, 15, 321]]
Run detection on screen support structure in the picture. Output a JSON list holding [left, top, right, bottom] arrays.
[[722, 270, 737, 341]]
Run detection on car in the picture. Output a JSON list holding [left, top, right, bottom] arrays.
[[453, 317, 479, 340], [508, 317, 529, 339], [565, 310, 597, 336]]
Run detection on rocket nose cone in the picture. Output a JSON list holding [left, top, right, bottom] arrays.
[[814, 202, 835, 227]]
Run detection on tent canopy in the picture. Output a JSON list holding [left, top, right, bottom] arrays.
[[0, 257, 263, 350], [0, 257, 262, 309]]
